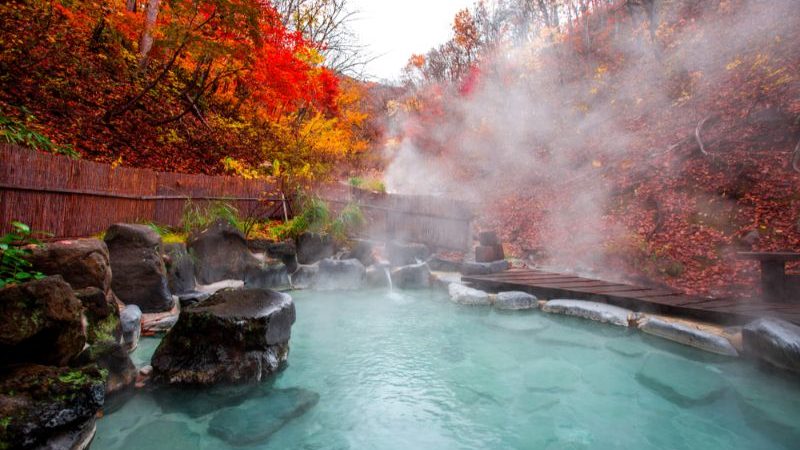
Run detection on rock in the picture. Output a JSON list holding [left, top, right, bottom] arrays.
[[428, 257, 463, 272], [290, 264, 319, 290], [118, 420, 202, 450], [391, 263, 431, 289], [176, 291, 211, 307], [151, 288, 296, 385], [640, 316, 738, 356], [478, 231, 500, 246], [387, 241, 430, 266], [105, 224, 173, 313], [475, 244, 504, 263], [742, 318, 800, 374], [0, 276, 86, 366], [0, 364, 105, 449], [265, 240, 298, 273], [314, 258, 365, 290], [341, 239, 376, 266], [28, 239, 112, 293], [208, 388, 320, 446], [448, 283, 491, 306], [541, 299, 632, 327], [365, 264, 391, 288], [74, 341, 137, 398], [120, 305, 142, 352], [74, 287, 121, 345], [431, 271, 462, 290], [525, 359, 582, 392], [460, 260, 509, 276], [296, 232, 335, 265], [245, 263, 290, 290], [187, 220, 261, 285], [494, 291, 538, 310], [164, 243, 195, 295], [635, 353, 727, 406], [38, 416, 96, 450], [734, 378, 800, 449]]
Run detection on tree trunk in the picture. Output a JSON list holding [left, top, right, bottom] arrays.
[[126, 0, 138, 12], [139, 0, 161, 70]]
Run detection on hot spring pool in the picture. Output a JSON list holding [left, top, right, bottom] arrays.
[[95, 289, 800, 449]]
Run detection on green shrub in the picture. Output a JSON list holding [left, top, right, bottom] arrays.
[[181, 200, 242, 234], [0, 110, 79, 158], [0, 222, 47, 288]]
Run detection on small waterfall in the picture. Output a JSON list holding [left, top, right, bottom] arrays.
[[383, 266, 394, 292]]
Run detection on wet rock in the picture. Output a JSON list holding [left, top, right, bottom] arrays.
[[742, 318, 800, 374], [391, 263, 431, 289], [341, 239, 376, 266], [176, 291, 211, 307], [296, 232, 335, 265], [187, 220, 261, 285], [290, 264, 319, 289], [75, 286, 121, 345], [121, 304, 142, 352], [0, 276, 86, 366], [448, 283, 491, 306], [265, 240, 298, 273], [151, 288, 295, 385], [640, 316, 738, 356], [387, 241, 430, 266], [431, 271, 462, 290], [208, 388, 320, 446], [105, 224, 173, 313], [75, 341, 137, 398], [494, 291, 538, 310], [365, 264, 391, 288], [635, 353, 727, 406], [0, 364, 105, 449], [542, 299, 632, 327], [314, 258, 365, 290], [460, 260, 509, 276], [38, 416, 96, 450], [28, 238, 112, 294], [245, 263, 290, 290], [164, 243, 195, 295], [428, 257, 463, 272]]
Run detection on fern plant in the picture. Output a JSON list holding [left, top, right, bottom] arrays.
[[0, 222, 46, 288]]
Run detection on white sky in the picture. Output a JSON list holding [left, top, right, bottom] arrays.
[[347, 0, 475, 82]]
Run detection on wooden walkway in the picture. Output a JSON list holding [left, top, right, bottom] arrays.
[[462, 269, 800, 325]]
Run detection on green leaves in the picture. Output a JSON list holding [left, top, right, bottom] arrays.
[[0, 221, 46, 289]]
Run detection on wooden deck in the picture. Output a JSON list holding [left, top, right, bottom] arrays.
[[462, 269, 800, 325]]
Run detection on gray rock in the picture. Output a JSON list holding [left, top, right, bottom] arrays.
[[245, 263, 290, 290], [152, 288, 295, 385], [460, 260, 509, 276], [542, 299, 632, 327], [28, 238, 112, 293], [640, 316, 738, 356], [341, 239, 376, 266], [176, 291, 211, 307], [38, 417, 96, 450], [742, 318, 800, 374], [105, 224, 173, 313], [0, 276, 86, 366], [365, 264, 391, 288], [314, 258, 365, 290], [494, 291, 538, 310], [265, 240, 298, 273], [391, 263, 431, 289], [296, 233, 335, 265], [387, 241, 430, 266], [208, 388, 320, 446], [636, 353, 727, 406], [290, 264, 319, 289], [164, 243, 195, 295], [120, 305, 142, 352], [187, 220, 261, 285], [448, 283, 491, 306], [428, 257, 463, 272]]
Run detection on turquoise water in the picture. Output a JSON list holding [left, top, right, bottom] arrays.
[[95, 289, 800, 450]]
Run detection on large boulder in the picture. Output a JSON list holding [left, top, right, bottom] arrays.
[[265, 241, 298, 273], [290, 264, 319, 290], [341, 239, 376, 266], [542, 299, 633, 327], [296, 233, 335, 265], [640, 316, 738, 356], [365, 264, 391, 288], [244, 263, 290, 290], [164, 243, 196, 295], [105, 224, 173, 313], [494, 291, 538, 310], [74, 341, 137, 398], [448, 283, 491, 306], [151, 288, 296, 385], [0, 277, 86, 366], [387, 241, 430, 266], [74, 287, 121, 347], [460, 260, 509, 276], [120, 305, 142, 352], [0, 364, 105, 449], [391, 263, 431, 289], [187, 220, 261, 285], [314, 258, 365, 290], [28, 239, 112, 293], [742, 318, 800, 374]]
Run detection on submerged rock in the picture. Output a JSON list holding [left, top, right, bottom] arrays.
[[187, 220, 261, 285], [635, 353, 727, 406], [742, 318, 800, 374], [164, 242, 195, 295], [460, 260, 509, 276], [391, 263, 431, 289], [0, 276, 86, 366], [314, 258, 365, 290], [105, 224, 173, 313], [640, 316, 738, 356], [296, 232, 335, 265], [541, 299, 632, 327], [151, 288, 296, 385], [494, 291, 538, 310], [208, 388, 320, 446], [387, 241, 430, 266], [448, 283, 491, 306], [0, 364, 105, 450], [118, 420, 202, 450]]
